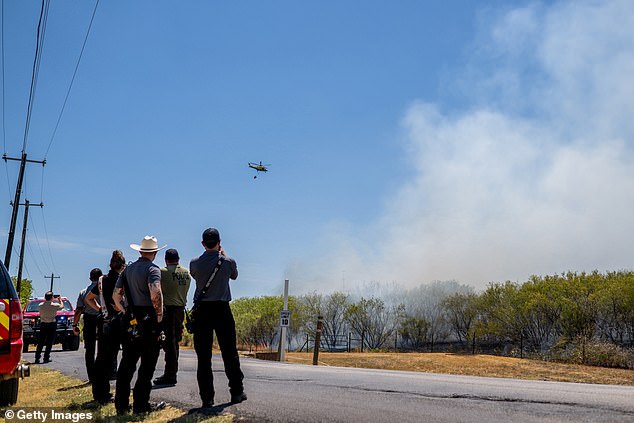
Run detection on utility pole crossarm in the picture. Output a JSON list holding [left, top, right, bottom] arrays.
[[3, 154, 46, 165], [3, 153, 46, 270], [45, 273, 60, 292]]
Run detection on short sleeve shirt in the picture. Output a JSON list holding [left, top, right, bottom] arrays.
[[77, 282, 100, 316], [160, 264, 191, 307], [115, 257, 161, 307], [190, 250, 238, 302], [39, 300, 64, 323]]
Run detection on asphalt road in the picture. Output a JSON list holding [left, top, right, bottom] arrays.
[[24, 346, 634, 422]]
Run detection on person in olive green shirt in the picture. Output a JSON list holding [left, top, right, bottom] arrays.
[[153, 248, 191, 386]]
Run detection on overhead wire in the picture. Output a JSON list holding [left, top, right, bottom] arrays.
[[26, 204, 52, 274], [2, 0, 11, 203], [4, 1, 100, 282], [44, 0, 100, 159], [22, 261, 30, 281], [1, 0, 4, 153], [36, 0, 101, 280], [22, 0, 51, 153], [10, 244, 19, 274], [9, 0, 50, 277], [40, 207, 57, 274], [26, 238, 44, 278], [1, 0, 5, 156], [39, 164, 56, 273]]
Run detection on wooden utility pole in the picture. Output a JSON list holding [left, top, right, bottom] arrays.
[[16, 199, 43, 295], [312, 315, 323, 365], [3, 153, 46, 270], [45, 273, 60, 292]]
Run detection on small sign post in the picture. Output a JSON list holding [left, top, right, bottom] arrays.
[[279, 279, 290, 362]]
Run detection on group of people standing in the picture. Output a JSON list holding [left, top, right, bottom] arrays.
[[70, 227, 246, 415]]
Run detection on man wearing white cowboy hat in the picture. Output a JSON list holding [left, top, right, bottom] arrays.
[[112, 235, 167, 415]]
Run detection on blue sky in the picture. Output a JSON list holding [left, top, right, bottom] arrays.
[[2, 1, 634, 301]]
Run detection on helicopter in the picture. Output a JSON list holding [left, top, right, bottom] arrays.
[[248, 161, 270, 179]]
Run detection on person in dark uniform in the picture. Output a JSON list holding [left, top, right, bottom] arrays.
[[153, 248, 191, 386], [190, 227, 246, 408], [85, 250, 126, 404], [73, 268, 102, 383], [112, 236, 166, 415], [35, 291, 64, 364]]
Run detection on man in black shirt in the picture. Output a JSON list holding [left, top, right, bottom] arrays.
[[85, 250, 126, 404], [73, 268, 102, 383]]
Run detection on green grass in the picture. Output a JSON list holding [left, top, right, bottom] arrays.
[[3, 365, 233, 423]]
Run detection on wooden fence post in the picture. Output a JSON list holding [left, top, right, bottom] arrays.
[[312, 315, 323, 365]]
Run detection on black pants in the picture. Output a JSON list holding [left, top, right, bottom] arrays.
[[83, 314, 98, 382], [35, 322, 57, 361], [115, 307, 161, 413], [91, 314, 122, 402], [160, 306, 184, 380], [193, 301, 244, 403]]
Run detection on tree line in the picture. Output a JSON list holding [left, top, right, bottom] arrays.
[[229, 271, 634, 369]]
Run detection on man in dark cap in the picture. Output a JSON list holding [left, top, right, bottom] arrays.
[[85, 250, 127, 404], [153, 248, 191, 386], [190, 227, 246, 408], [73, 268, 102, 383]]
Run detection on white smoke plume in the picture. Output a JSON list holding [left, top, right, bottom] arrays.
[[288, 1, 634, 293]]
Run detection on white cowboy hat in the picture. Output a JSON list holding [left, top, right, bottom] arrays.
[[130, 235, 167, 252]]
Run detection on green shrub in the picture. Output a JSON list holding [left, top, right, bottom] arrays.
[[548, 338, 633, 369]]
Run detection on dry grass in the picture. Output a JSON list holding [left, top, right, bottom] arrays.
[[284, 352, 634, 386], [3, 365, 233, 423]]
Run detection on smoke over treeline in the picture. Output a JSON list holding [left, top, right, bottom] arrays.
[[288, 1, 634, 293]]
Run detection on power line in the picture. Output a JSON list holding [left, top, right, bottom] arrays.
[[10, 244, 19, 274], [39, 161, 44, 202], [40, 207, 57, 274], [27, 206, 52, 274], [22, 0, 51, 153], [1, 0, 10, 203], [1, 0, 5, 154], [45, 0, 100, 158], [25, 237, 44, 276], [4, 0, 48, 270], [37, 164, 56, 273], [3, 162, 10, 204]]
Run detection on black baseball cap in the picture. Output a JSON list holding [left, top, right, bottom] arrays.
[[202, 228, 220, 245], [165, 248, 180, 261]]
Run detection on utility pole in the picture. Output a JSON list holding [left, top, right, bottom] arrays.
[[3, 153, 46, 270], [45, 273, 60, 292], [15, 200, 43, 295]]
